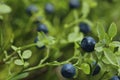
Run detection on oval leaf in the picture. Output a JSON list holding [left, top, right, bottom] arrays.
[[109, 41, 120, 47], [108, 23, 117, 40], [0, 4, 11, 14], [10, 72, 29, 80], [14, 59, 24, 65], [97, 23, 105, 40], [22, 50, 32, 59], [104, 48, 118, 65], [80, 63, 90, 74]]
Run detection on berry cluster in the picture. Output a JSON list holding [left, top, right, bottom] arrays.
[[26, 0, 97, 79], [25, 0, 116, 79]]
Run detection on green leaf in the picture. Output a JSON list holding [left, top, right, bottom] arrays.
[[95, 42, 104, 52], [102, 56, 110, 64], [82, 2, 90, 18], [103, 48, 118, 65], [68, 32, 83, 42], [80, 63, 90, 74], [108, 23, 117, 40], [0, 15, 3, 20], [10, 72, 29, 80], [0, 4, 11, 14], [47, 36, 56, 45], [109, 41, 120, 47], [24, 62, 29, 67], [104, 33, 110, 44], [14, 59, 24, 65], [11, 45, 17, 51], [11, 45, 21, 54], [97, 23, 105, 40], [22, 50, 32, 59]]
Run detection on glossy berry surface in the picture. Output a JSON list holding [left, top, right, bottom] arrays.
[[79, 22, 90, 34], [26, 5, 38, 16], [37, 24, 48, 34], [80, 36, 96, 52], [110, 76, 120, 80], [69, 0, 80, 9], [92, 64, 101, 76], [45, 3, 54, 14], [61, 64, 76, 78], [34, 37, 45, 49]]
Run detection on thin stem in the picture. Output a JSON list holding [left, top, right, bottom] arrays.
[[23, 56, 78, 72], [39, 47, 50, 65], [73, 10, 79, 20], [4, 43, 36, 62], [20, 43, 36, 50]]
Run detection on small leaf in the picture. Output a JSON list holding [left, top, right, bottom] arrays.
[[10, 72, 29, 80], [14, 59, 24, 65], [68, 32, 83, 42], [80, 63, 90, 74], [102, 56, 110, 64], [11, 45, 17, 51], [95, 42, 104, 52], [0, 4, 11, 14], [103, 48, 118, 65], [47, 36, 56, 45], [22, 50, 32, 59], [82, 2, 90, 18], [104, 33, 110, 44], [24, 62, 29, 67], [109, 41, 120, 47], [97, 23, 105, 40], [108, 23, 117, 40]]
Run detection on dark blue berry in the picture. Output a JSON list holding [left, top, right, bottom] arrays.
[[34, 37, 45, 49], [92, 64, 101, 76], [79, 22, 90, 34], [69, 0, 80, 9], [61, 64, 76, 78], [45, 3, 54, 14], [80, 36, 96, 52], [37, 24, 48, 34], [110, 76, 120, 80], [26, 5, 38, 16]]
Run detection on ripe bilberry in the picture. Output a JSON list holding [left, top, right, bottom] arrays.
[[61, 64, 76, 78], [80, 36, 96, 52], [26, 5, 38, 16], [79, 22, 90, 34], [69, 0, 80, 9], [92, 64, 101, 76], [37, 24, 48, 34], [45, 3, 54, 14]]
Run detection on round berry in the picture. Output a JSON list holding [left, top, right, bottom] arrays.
[[45, 3, 54, 14], [80, 36, 96, 52], [26, 5, 38, 16], [69, 0, 80, 9], [92, 64, 101, 76], [37, 24, 48, 34], [79, 22, 91, 34], [34, 37, 45, 49], [110, 76, 120, 80], [61, 64, 76, 78]]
